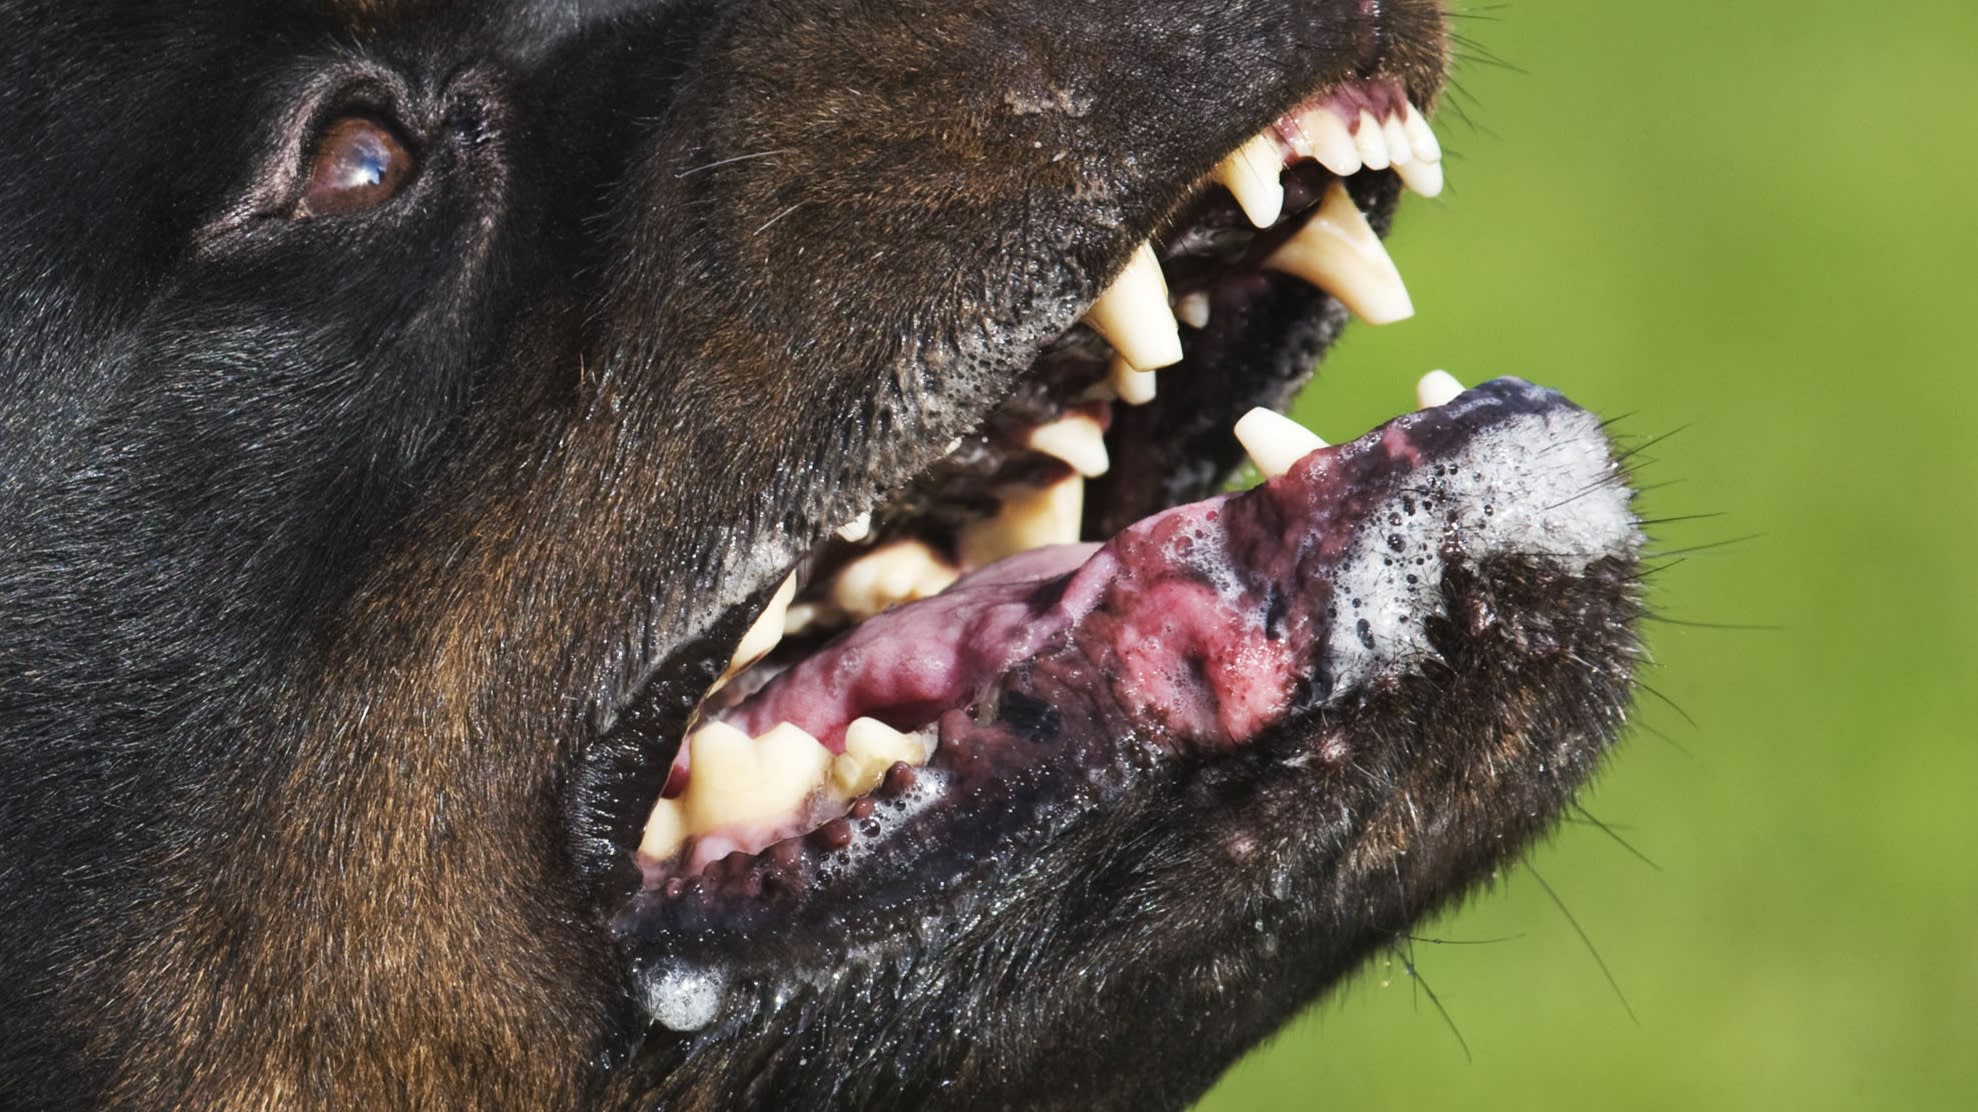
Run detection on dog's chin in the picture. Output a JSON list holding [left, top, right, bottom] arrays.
[[572, 74, 1642, 1099]]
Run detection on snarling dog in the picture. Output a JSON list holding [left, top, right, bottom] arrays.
[[0, 0, 1643, 1107]]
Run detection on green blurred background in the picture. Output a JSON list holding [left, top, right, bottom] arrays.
[[1203, 1, 1978, 1108]]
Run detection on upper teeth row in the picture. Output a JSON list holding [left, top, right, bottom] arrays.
[[1077, 94, 1440, 411], [1280, 99, 1444, 202], [1082, 179, 1412, 391], [759, 100, 1445, 644], [1215, 95, 1445, 231]]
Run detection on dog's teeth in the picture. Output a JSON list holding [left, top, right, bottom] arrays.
[[1026, 413, 1110, 478], [683, 721, 831, 832], [1173, 291, 1211, 330], [829, 539, 959, 621], [1402, 102, 1442, 164], [782, 600, 826, 637], [1084, 243, 1183, 371], [1108, 353, 1158, 407], [752, 722, 835, 810], [1233, 407, 1327, 480], [1380, 112, 1414, 165], [1263, 180, 1414, 325], [1415, 369, 1466, 409], [958, 473, 1085, 570], [1296, 108, 1363, 177], [1352, 110, 1390, 171], [640, 797, 689, 862], [1392, 157, 1445, 199], [1212, 133, 1286, 229], [679, 722, 759, 831], [726, 572, 797, 674], [835, 511, 873, 543], [833, 717, 929, 798]]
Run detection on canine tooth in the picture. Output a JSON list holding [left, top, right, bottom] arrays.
[[1213, 132, 1286, 229], [836, 511, 873, 543], [1084, 243, 1182, 371], [829, 539, 959, 621], [1108, 353, 1158, 407], [1415, 369, 1466, 409], [1300, 108, 1363, 177], [1352, 110, 1390, 171], [958, 473, 1085, 569], [1381, 113, 1414, 165], [833, 717, 927, 798], [1402, 103, 1442, 164], [726, 572, 797, 673], [1026, 413, 1110, 478], [1234, 408, 1327, 480], [1393, 157, 1444, 199], [1174, 291, 1211, 330], [640, 797, 689, 862], [1264, 181, 1414, 325]]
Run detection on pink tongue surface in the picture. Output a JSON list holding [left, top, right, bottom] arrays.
[[717, 544, 1101, 748], [715, 471, 1320, 755]]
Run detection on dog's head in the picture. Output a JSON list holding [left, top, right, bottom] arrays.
[[0, 1, 1642, 1107]]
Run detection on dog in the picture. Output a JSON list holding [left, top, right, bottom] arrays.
[[0, 0, 1644, 1107]]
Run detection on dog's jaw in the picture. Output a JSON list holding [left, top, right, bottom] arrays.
[[596, 383, 1641, 1108]]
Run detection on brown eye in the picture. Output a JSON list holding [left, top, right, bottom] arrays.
[[298, 116, 414, 217]]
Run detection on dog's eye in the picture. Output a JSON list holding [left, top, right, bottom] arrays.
[[298, 116, 415, 218]]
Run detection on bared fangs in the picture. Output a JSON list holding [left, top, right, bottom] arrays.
[[624, 378, 1638, 949]]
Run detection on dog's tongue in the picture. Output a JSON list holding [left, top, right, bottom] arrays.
[[710, 417, 1387, 758], [719, 478, 1307, 755]]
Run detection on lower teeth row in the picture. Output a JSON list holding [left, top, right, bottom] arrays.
[[640, 717, 933, 869]]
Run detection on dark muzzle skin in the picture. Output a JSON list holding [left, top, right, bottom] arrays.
[[0, 1, 1640, 1110]]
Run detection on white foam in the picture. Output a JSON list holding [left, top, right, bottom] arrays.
[[1323, 409, 1637, 694], [812, 766, 953, 885], [638, 960, 729, 1033]]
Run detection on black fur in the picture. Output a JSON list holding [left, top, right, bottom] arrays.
[[0, 2, 1638, 1107]]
